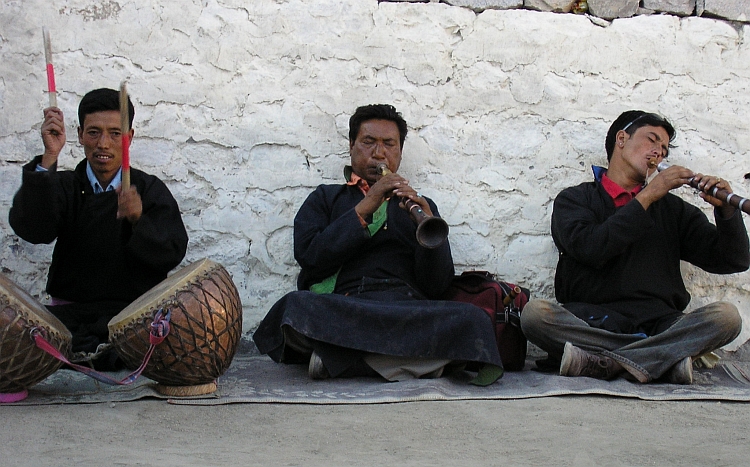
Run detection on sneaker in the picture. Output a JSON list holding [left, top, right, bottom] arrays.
[[664, 356, 693, 385], [559, 342, 623, 380], [308, 351, 329, 380]]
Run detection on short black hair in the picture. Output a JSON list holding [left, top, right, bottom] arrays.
[[78, 88, 134, 128], [605, 110, 675, 161], [348, 104, 408, 149]]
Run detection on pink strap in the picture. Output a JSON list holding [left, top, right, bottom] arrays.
[[31, 309, 171, 386], [0, 390, 29, 403], [48, 296, 75, 306]]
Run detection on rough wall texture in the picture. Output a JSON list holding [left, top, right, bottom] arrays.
[[1, 0, 750, 348]]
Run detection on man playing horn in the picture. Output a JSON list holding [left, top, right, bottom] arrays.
[[521, 110, 750, 384], [253, 104, 503, 383], [9, 88, 188, 369]]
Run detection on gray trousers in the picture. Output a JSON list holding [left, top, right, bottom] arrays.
[[520, 299, 742, 382]]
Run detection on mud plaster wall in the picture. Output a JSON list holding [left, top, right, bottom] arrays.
[[1, 0, 750, 347]]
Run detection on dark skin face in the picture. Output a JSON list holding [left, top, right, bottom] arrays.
[[349, 119, 403, 184], [77, 110, 131, 187], [608, 124, 670, 189], [349, 119, 434, 220], [76, 110, 141, 224], [609, 124, 736, 218]]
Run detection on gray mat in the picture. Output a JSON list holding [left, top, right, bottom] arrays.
[[6, 369, 168, 405], [6, 353, 750, 406]]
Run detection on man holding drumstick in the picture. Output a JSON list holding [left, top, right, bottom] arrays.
[[9, 88, 188, 369], [253, 104, 503, 383], [521, 110, 750, 385]]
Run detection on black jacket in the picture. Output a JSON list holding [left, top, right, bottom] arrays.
[[293, 183, 454, 298], [552, 167, 749, 328], [9, 156, 188, 303]]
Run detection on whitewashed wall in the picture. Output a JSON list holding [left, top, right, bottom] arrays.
[[2, 0, 750, 348]]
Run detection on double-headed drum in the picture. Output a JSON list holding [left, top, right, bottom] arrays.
[[0, 273, 71, 401], [108, 259, 242, 396]]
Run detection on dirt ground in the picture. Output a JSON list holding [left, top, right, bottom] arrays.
[[3, 395, 750, 467]]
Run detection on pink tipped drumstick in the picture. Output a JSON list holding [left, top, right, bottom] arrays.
[[43, 28, 57, 108], [119, 81, 131, 189]]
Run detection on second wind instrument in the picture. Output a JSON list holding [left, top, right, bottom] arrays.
[[377, 163, 449, 249], [654, 161, 750, 215]]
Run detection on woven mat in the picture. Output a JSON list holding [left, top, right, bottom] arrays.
[[5, 352, 750, 406]]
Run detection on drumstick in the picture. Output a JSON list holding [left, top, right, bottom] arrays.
[[119, 81, 131, 190], [42, 27, 57, 108]]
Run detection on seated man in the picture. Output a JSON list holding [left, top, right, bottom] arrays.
[[253, 104, 502, 382], [9, 88, 189, 368], [521, 110, 749, 385]]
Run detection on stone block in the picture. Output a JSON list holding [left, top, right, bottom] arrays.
[[524, 0, 576, 12], [587, 0, 639, 19], [642, 0, 695, 15], [700, 0, 750, 21], [442, 0, 523, 12]]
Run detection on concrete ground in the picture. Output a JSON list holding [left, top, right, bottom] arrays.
[[3, 395, 750, 466]]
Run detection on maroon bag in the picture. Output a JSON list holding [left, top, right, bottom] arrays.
[[443, 271, 530, 371]]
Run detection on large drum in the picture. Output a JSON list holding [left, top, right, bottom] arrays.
[[108, 258, 242, 396], [0, 273, 72, 401]]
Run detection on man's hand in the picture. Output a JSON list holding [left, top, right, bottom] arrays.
[[393, 182, 434, 218], [637, 165, 738, 218], [692, 172, 737, 218], [117, 186, 143, 224], [40, 107, 66, 169], [636, 164, 694, 211], [355, 173, 435, 220], [355, 172, 404, 219]]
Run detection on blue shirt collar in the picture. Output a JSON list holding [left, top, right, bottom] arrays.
[[86, 162, 122, 193]]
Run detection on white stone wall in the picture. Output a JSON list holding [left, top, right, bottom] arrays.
[[2, 0, 750, 347]]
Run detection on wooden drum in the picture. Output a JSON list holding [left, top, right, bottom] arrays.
[[0, 273, 72, 401], [108, 259, 242, 396]]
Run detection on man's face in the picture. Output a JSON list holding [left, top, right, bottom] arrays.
[[77, 110, 133, 186], [619, 124, 670, 177], [350, 119, 402, 184]]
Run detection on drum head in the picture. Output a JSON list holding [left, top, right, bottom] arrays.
[[108, 258, 217, 331], [0, 273, 71, 340]]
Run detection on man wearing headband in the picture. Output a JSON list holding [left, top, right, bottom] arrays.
[[9, 88, 188, 369], [253, 104, 503, 383], [521, 110, 749, 384]]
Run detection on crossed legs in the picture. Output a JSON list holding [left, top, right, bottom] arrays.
[[520, 299, 741, 383]]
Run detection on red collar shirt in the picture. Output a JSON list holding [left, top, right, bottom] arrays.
[[601, 172, 643, 208]]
